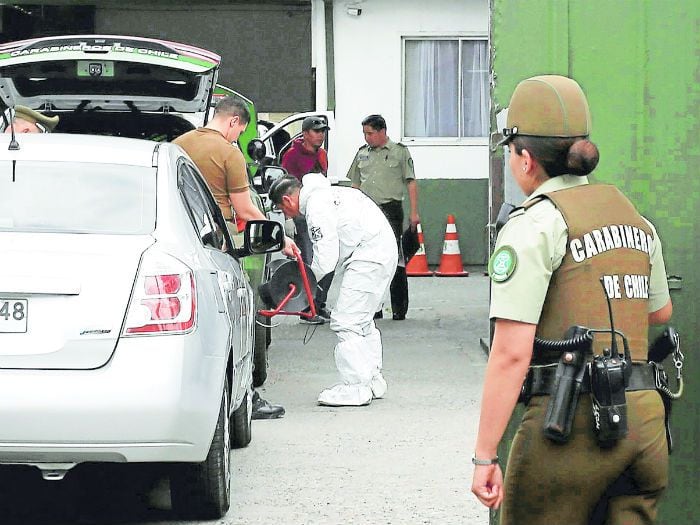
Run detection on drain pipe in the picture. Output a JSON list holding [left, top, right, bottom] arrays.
[[311, 0, 328, 111]]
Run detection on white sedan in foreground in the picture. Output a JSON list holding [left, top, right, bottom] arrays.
[[0, 132, 283, 519]]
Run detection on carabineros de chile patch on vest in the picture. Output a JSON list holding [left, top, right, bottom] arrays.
[[489, 245, 517, 282]]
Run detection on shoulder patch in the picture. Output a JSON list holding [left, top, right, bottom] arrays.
[[310, 225, 323, 241], [489, 245, 517, 283]]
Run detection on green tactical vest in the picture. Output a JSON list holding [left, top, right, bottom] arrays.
[[532, 184, 653, 364]]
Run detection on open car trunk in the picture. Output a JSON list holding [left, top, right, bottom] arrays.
[[0, 35, 219, 140], [54, 110, 196, 142]]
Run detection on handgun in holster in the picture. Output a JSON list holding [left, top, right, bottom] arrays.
[[543, 347, 588, 443]]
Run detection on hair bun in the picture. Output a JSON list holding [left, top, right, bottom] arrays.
[[567, 139, 599, 175]]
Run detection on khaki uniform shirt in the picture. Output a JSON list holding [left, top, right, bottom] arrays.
[[489, 175, 670, 323], [346, 139, 415, 205], [173, 128, 249, 220]]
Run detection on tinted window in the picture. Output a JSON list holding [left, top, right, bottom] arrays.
[[178, 163, 227, 251], [0, 161, 156, 234]]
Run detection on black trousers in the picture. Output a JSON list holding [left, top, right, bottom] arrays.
[[379, 200, 408, 318], [295, 215, 329, 310]]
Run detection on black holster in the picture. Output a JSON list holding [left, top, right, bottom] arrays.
[[542, 349, 587, 443]]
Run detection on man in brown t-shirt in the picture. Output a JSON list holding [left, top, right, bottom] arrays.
[[174, 96, 296, 419]]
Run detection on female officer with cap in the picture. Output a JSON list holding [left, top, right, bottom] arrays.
[[471, 75, 673, 524]]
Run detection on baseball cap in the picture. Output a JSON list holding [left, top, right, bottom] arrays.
[[494, 75, 591, 148], [14, 105, 60, 132], [301, 116, 330, 132]]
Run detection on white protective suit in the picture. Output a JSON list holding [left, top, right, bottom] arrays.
[[300, 173, 398, 406]]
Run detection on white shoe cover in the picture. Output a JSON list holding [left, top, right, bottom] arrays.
[[334, 337, 374, 385], [366, 327, 383, 372], [370, 373, 387, 399], [318, 384, 372, 406]]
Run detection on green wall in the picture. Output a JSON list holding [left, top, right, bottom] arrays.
[[415, 179, 489, 267], [491, 0, 700, 522]]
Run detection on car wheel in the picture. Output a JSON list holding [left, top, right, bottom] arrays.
[[170, 378, 231, 520], [230, 388, 252, 448], [252, 316, 268, 388]]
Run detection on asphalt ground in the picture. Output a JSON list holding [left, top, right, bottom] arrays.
[[0, 270, 491, 525], [230, 270, 491, 525]]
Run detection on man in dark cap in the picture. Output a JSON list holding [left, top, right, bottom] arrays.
[[281, 115, 332, 324], [4, 105, 59, 134], [281, 115, 330, 182]]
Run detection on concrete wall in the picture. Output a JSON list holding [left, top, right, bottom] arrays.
[[331, 0, 490, 265], [95, 3, 313, 112]]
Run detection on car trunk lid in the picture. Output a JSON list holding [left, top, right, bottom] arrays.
[[0, 35, 220, 113]]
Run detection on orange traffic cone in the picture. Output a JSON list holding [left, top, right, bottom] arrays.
[[405, 223, 434, 276], [435, 214, 469, 277]]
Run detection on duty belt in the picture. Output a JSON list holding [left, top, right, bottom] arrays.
[[522, 361, 657, 398]]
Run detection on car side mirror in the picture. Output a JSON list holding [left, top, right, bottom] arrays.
[[261, 165, 286, 193], [247, 139, 267, 162], [238, 219, 284, 257]]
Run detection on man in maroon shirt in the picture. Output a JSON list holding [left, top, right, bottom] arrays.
[[281, 116, 332, 324], [281, 116, 329, 182]]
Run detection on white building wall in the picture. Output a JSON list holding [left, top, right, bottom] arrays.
[[332, 0, 489, 182]]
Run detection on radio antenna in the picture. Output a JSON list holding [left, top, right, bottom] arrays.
[[8, 106, 19, 152], [599, 277, 618, 356]]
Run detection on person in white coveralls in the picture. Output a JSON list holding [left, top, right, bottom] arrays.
[[269, 173, 397, 406]]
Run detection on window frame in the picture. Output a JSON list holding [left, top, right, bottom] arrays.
[[401, 34, 489, 146], [177, 159, 232, 255]]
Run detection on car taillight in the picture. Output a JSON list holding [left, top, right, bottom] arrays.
[[123, 251, 196, 336]]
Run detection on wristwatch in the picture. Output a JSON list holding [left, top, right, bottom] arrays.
[[471, 455, 499, 466]]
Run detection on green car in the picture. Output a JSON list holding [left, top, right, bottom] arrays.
[[212, 84, 272, 388]]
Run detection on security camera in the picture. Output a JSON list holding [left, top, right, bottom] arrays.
[[347, 6, 362, 16]]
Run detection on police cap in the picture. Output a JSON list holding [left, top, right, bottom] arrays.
[[496, 75, 591, 147], [14, 105, 60, 132]]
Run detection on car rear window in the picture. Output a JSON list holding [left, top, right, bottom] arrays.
[[0, 161, 156, 234]]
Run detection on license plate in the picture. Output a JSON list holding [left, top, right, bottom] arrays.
[[0, 299, 28, 333], [77, 60, 114, 77]]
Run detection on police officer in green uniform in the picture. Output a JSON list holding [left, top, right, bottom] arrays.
[[471, 75, 673, 524], [347, 114, 420, 320]]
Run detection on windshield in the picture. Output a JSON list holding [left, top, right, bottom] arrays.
[[0, 161, 156, 234]]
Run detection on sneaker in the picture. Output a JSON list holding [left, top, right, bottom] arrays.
[[392, 313, 406, 321], [251, 391, 285, 420]]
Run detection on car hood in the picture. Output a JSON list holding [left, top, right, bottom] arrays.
[[0, 232, 154, 370], [0, 35, 220, 113]]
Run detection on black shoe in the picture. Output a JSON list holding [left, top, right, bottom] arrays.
[[374, 310, 383, 320], [252, 391, 285, 420], [300, 314, 325, 325], [392, 313, 406, 321], [317, 307, 332, 321], [300, 306, 327, 325]]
